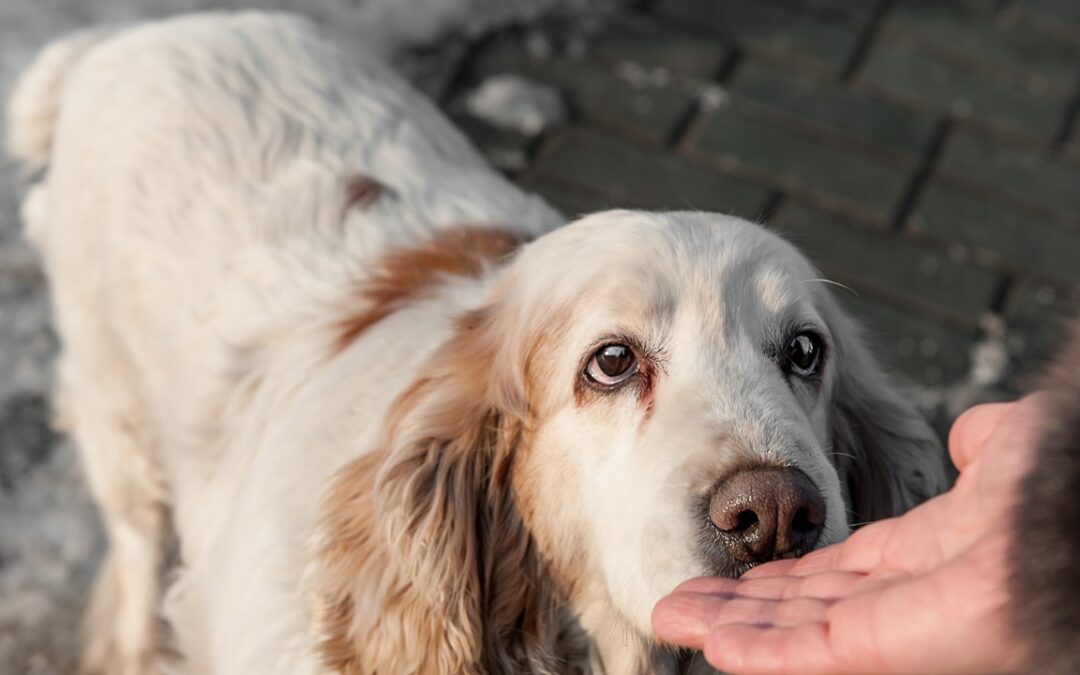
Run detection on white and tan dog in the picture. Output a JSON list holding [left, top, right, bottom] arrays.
[[7, 12, 947, 675]]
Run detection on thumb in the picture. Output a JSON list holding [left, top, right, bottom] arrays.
[[947, 402, 1013, 471]]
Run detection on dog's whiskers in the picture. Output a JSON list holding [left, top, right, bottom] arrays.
[[804, 277, 858, 296]]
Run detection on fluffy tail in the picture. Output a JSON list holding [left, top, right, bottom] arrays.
[[6, 29, 110, 173]]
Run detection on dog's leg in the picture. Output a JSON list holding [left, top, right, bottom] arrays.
[[55, 339, 169, 675]]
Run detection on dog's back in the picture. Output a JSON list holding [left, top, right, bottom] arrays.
[[7, 12, 559, 673], [11, 11, 556, 368]]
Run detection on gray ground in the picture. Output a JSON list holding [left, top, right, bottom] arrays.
[[1, 3, 98, 661]]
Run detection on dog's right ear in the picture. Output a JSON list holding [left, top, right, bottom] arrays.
[[306, 306, 558, 674], [824, 304, 949, 524]]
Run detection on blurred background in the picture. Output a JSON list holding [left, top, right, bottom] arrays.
[[1, 0, 1077, 672]]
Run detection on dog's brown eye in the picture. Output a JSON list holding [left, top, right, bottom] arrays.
[[586, 344, 638, 386], [785, 332, 823, 378]]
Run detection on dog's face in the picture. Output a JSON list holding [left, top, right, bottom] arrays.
[[312, 211, 947, 673], [505, 211, 851, 635]]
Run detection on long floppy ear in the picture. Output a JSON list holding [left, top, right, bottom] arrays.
[[306, 308, 562, 674], [826, 306, 949, 524]]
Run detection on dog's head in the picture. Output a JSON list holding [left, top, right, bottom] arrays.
[[310, 211, 947, 673]]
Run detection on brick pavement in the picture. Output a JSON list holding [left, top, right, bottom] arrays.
[[450, 0, 1080, 429]]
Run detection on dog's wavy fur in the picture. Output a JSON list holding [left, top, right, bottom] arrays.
[[312, 306, 572, 674], [8, 12, 948, 675]]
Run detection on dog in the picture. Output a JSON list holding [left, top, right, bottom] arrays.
[[7, 12, 948, 675]]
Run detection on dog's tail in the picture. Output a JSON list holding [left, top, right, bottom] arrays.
[[6, 28, 111, 173]]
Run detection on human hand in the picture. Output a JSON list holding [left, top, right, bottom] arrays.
[[652, 398, 1043, 674]]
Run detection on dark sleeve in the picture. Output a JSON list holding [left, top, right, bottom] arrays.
[[1009, 317, 1080, 675]]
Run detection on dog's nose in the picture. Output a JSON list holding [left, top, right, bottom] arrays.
[[708, 468, 825, 564]]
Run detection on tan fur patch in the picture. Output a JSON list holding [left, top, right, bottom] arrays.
[[309, 451, 384, 674], [311, 307, 580, 673], [333, 226, 527, 354]]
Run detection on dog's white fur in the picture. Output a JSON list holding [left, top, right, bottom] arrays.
[[7, 12, 948, 675]]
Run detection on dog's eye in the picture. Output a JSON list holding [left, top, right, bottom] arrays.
[[585, 344, 638, 386], [784, 332, 823, 378]]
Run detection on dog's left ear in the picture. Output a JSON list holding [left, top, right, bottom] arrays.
[[306, 306, 559, 674], [826, 305, 949, 524]]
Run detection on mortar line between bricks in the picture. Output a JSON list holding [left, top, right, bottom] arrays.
[[665, 101, 701, 151], [1051, 74, 1080, 152], [520, 130, 552, 175], [667, 50, 743, 151], [892, 118, 953, 232], [989, 273, 1015, 316], [715, 48, 744, 86], [436, 35, 491, 108], [840, 0, 894, 82], [758, 191, 786, 224]]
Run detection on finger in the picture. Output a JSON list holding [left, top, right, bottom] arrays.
[[671, 571, 865, 602], [708, 595, 832, 629], [671, 576, 739, 595], [654, 592, 833, 650], [746, 528, 880, 579], [812, 516, 907, 574], [703, 622, 843, 675], [740, 516, 905, 586], [740, 558, 801, 579], [741, 549, 842, 580], [659, 569, 870, 648], [740, 542, 865, 579], [731, 571, 867, 601], [652, 591, 716, 648], [947, 401, 1013, 471]]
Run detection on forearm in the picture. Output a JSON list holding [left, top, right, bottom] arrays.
[[1009, 317, 1080, 674]]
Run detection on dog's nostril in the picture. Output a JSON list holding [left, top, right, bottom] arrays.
[[733, 510, 758, 533], [792, 507, 815, 533]]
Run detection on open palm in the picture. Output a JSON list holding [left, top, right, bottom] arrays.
[[653, 399, 1042, 674]]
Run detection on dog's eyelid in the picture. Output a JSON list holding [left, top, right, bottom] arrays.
[[582, 332, 667, 368], [768, 319, 830, 354]]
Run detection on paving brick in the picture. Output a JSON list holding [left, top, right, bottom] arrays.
[[885, 1, 1079, 95], [686, 101, 913, 223], [654, 0, 862, 73], [837, 292, 975, 387], [858, 35, 1071, 142], [471, 38, 694, 145], [892, 0, 1001, 19], [757, 0, 878, 22], [937, 128, 1080, 225], [1067, 139, 1080, 166], [532, 126, 772, 218], [1012, 0, 1080, 41], [588, 13, 730, 79], [1020, 0, 1080, 23], [910, 184, 1080, 283], [1002, 277, 1078, 379], [0, 394, 57, 493], [728, 59, 938, 160], [516, 172, 616, 216], [452, 114, 534, 173], [769, 203, 1002, 322]]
